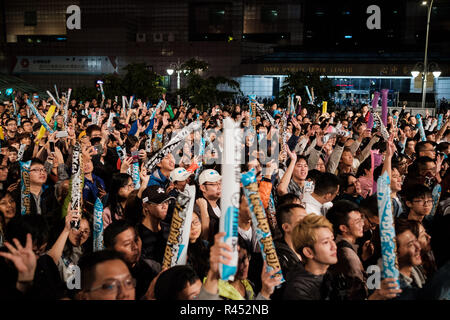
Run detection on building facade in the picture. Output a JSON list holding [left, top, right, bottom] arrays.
[[0, 0, 449, 106]]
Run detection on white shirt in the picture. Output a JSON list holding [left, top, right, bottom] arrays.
[[238, 226, 253, 242], [302, 192, 333, 216], [212, 205, 221, 218]]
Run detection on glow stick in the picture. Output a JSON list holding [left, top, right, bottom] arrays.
[[145, 120, 201, 172], [93, 197, 104, 252], [131, 162, 140, 189], [430, 184, 442, 217], [99, 82, 105, 101], [17, 144, 26, 161], [416, 114, 426, 141], [322, 101, 327, 114], [162, 185, 196, 269], [305, 86, 313, 104], [20, 160, 31, 215], [381, 89, 389, 126], [26, 100, 54, 134], [46, 90, 61, 109], [367, 112, 374, 130], [241, 168, 285, 285], [71, 143, 83, 229], [377, 171, 400, 289], [219, 117, 241, 281], [437, 114, 443, 130], [373, 113, 389, 141], [54, 84, 60, 102], [248, 95, 257, 132], [64, 88, 72, 128], [371, 91, 380, 110]]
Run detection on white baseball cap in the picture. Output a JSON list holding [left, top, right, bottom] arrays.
[[199, 169, 221, 185], [169, 167, 192, 182]]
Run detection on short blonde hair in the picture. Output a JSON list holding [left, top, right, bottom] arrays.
[[292, 214, 334, 261]]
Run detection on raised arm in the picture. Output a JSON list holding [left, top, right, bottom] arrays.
[[47, 210, 75, 265], [276, 144, 297, 196]]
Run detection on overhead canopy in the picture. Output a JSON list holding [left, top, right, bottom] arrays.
[[0, 73, 49, 101]]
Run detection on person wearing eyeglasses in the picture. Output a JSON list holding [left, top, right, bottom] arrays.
[[139, 185, 175, 264], [46, 210, 91, 291], [77, 250, 136, 300], [415, 141, 436, 160], [196, 169, 222, 244], [400, 184, 433, 225], [13, 158, 59, 229], [4, 118, 18, 141], [104, 220, 159, 300], [337, 173, 364, 205]]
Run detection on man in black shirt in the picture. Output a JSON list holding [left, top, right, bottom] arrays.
[[138, 185, 175, 264]]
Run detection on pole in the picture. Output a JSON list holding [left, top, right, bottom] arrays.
[[177, 70, 181, 107], [421, 0, 433, 110]]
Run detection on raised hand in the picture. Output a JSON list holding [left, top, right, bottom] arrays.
[[260, 261, 282, 299], [0, 234, 37, 283], [208, 232, 233, 278], [284, 144, 297, 162], [386, 135, 397, 159], [369, 278, 402, 300], [139, 165, 150, 187], [120, 156, 133, 173]]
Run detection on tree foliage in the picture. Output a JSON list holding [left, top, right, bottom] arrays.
[[278, 71, 336, 111], [122, 63, 165, 100], [177, 58, 241, 109], [72, 63, 165, 102]]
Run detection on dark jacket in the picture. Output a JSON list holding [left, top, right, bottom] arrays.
[[148, 168, 170, 189], [131, 258, 159, 300], [282, 264, 346, 300], [275, 238, 302, 276], [92, 148, 119, 191], [83, 174, 105, 205], [271, 239, 302, 300], [205, 199, 220, 245], [138, 222, 170, 264], [328, 239, 368, 300], [282, 264, 326, 300], [13, 184, 60, 230]]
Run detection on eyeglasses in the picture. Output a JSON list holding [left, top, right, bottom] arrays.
[[413, 199, 433, 206], [30, 168, 46, 173], [204, 182, 221, 187], [191, 219, 201, 226], [122, 182, 135, 189], [88, 277, 136, 294]]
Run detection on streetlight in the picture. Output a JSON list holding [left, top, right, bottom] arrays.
[[432, 70, 441, 78], [166, 60, 186, 107], [419, 0, 434, 109]]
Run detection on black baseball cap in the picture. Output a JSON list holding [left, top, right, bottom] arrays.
[[142, 185, 175, 204]]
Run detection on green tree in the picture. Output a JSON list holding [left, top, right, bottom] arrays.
[[101, 73, 125, 99], [122, 63, 165, 101], [278, 71, 336, 111], [177, 58, 241, 109], [72, 86, 99, 102]]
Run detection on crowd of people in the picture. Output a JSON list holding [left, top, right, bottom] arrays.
[[0, 91, 449, 301]]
